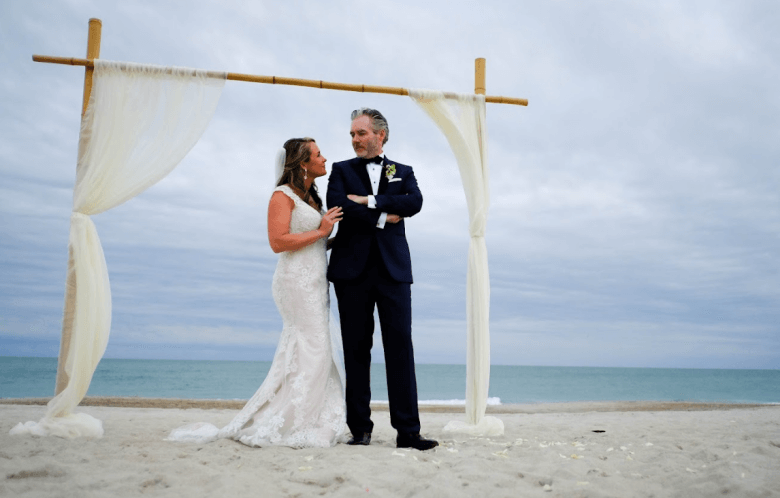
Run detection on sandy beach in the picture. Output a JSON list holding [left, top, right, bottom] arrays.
[[2, 399, 779, 497]]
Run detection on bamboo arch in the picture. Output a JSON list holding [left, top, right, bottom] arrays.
[[33, 18, 527, 424], [34, 21, 528, 111]]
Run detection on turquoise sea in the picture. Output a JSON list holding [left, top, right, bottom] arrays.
[[1, 357, 779, 404]]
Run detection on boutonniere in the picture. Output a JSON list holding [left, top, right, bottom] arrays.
[[385, 164, 397, 180]]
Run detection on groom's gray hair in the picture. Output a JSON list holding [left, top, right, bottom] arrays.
[[351, 108, 389, 145]]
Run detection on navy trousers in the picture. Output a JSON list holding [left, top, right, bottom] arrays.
[[334, 245, 421, 435]]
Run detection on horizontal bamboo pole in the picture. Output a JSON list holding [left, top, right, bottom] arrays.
[[32, 54, 529, 107]]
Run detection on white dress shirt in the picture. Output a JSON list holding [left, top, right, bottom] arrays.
[[366, 157, 388, 229]]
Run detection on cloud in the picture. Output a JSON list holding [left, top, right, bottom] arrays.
[[1, 0, 777, 369]]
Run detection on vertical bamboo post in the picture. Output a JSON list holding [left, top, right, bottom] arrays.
[[468, 57, 488, 425], [55, 18, 102, 397], [81, 18, 102, 116], [475, 57, 486, 95]]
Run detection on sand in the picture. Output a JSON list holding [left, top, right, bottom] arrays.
[[1, 399, 779, 497]]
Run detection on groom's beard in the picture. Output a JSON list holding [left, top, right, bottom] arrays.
[[352, 140, 382, 159], [353, 146, 375, 158]]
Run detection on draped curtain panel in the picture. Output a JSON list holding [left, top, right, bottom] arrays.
[[409, 89, 503, 436], [11, 60, 226, 438]]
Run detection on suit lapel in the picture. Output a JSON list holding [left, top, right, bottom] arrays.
[[351, 159, 373, 194], [378, 157, 389, 194]]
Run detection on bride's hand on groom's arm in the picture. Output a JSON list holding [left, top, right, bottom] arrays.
[[318, 206, 343, 236], [386, 214, 403, 224]]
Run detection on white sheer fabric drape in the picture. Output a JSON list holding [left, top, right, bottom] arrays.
[[409, 89, 503, 436], [10, 60, 225, 438]]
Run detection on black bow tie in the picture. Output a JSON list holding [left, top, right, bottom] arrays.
[[362, 156, 383, 165]]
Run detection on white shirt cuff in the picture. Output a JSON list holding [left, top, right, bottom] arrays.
[[367, 195, 377, 209], [376, 212, 387, 229]]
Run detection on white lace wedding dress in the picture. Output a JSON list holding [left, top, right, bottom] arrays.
[[168, 185, 348, 447]]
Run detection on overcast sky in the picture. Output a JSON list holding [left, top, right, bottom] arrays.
[[1, 0, 777, 369]]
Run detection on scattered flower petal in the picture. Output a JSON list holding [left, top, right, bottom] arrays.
[[493, 449, 509, 458], [686, 468, 696, 473], [543, 484, 552, 492], [304, 456, 314, 461], [571, 454, 584, 459], [392, 451, 406, 458], [298, 466, 312, 471]]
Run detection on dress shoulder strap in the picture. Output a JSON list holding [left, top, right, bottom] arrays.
[[274, 184, 300, 204]]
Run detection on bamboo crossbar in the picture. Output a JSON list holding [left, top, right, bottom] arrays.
[[32, 54, 529, 107]]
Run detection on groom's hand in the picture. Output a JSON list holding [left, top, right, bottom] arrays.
[[347, 194, 369, 206], [386, 214, 403, 224]]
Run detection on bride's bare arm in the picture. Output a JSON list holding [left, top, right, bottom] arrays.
[[268, 192, 342, 253]]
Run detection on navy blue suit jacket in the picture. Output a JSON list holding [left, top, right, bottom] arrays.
[[326, 157, 423, 283]]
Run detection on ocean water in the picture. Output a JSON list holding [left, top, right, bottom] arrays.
[[1, 357, 779, 404]]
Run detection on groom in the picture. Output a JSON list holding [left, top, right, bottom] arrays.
[[327, 108, 438, 451]]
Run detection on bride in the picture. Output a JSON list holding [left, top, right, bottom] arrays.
[[168, 138, 347, 447]]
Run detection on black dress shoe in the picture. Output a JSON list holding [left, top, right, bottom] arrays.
[[347, 432, 371, 445], [396, 432, 439, 451]]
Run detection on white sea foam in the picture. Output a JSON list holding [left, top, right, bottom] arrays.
[[372, 397, 502, 406]]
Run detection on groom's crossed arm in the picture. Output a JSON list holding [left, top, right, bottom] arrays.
[[328, 162, 424, 224], [373, 169, 423, 218], [326, 162, 382, 227]]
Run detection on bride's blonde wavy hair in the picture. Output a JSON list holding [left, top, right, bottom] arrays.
[[276, 137, 322, 210]]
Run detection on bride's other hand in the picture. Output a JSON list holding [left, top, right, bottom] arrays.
[[318, 206, 342, 236], [386, 214, 403, 224]]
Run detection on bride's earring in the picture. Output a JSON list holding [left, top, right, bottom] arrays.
[[303, 168, 308, 180]]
